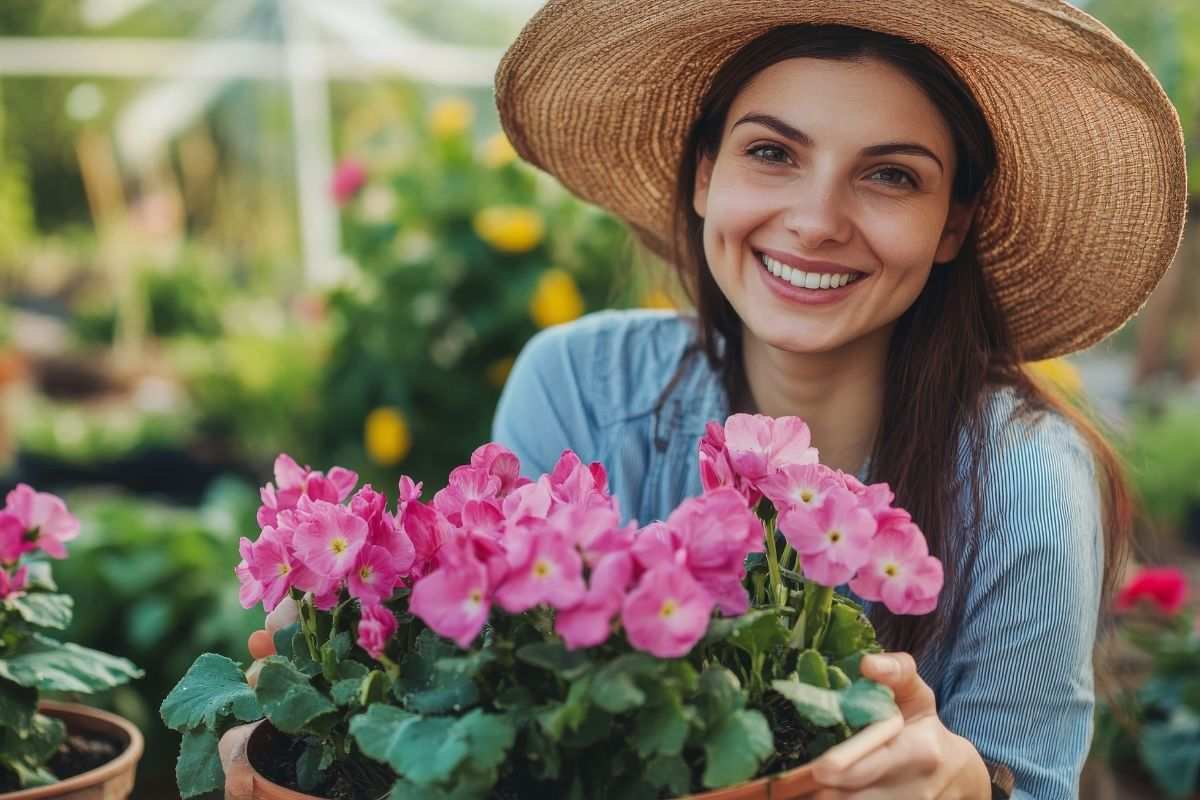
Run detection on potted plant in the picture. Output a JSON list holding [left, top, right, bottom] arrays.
[[163, 414, 942, 798], [1092, 566, 1200, 800], [0, 484, 144, 797]]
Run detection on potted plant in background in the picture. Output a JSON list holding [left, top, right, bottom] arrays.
[[0, 484, 144, 798], [1091, 566, 1200, 800], [163, 414, 942, 799]]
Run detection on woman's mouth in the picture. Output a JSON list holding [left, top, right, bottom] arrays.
[[756, 251, 864, 290]]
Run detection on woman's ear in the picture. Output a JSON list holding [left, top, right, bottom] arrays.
[[692, 151, 714, 219], [933, 196, 981, 264]]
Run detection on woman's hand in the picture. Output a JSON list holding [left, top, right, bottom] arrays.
[[218, 597, 299, 800], [809, 652, 993, 800]]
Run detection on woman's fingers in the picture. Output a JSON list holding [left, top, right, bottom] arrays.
[[247, 629, 275, 660], [859, 652, 936, 718], [811, 714, 904, 776], [218, 721, 261, 800]]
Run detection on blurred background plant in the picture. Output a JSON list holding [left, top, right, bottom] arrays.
[[0, 1, 1195, 798]]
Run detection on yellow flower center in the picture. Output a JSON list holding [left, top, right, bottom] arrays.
[[330, 537, 348, 555], [799, 489, 814, 503], [532, 559, 552, 579], [360, 566, 373, 581], [468, 589, 483, 606], [276, 563, 291, 576], [659, 599, 678, 618], [827, 529, 842, 544], [883, 563, 899, 577]]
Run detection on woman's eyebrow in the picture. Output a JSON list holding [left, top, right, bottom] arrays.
[[731, 112, 945, 174]]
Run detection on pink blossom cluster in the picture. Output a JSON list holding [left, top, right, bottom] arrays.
[[700, 414, 943, 616], [0, 484, 80, 600]]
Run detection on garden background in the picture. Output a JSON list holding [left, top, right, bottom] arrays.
[[0, 1, 1197, 798]]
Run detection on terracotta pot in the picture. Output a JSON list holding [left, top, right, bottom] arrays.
[[0, 701, 144, 800], [246, 722, 818, 800]]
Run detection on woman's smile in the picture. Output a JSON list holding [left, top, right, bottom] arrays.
[[753, 248, 869, 305]]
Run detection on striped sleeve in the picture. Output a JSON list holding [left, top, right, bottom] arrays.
[[936, 406, 1103, 800]]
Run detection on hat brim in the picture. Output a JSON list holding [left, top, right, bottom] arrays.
[[496, 0, 1188, 360]]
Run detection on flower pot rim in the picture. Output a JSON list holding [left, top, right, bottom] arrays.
[[0, 700, 145, 800], [246, 721, 817, 800]]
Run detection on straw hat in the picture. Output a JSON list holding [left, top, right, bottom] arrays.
[[495, 0, 1188, 360]]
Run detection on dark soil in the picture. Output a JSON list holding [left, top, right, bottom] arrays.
[[0, 730, 122, 793]]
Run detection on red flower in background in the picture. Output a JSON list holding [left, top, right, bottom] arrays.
[[331, 159, 367, 206], [1116, 566, 1189, 615]]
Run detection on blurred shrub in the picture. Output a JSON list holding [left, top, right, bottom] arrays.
[[51, 477, 263, 798], [1122, 401, 1200, 535], [314, 96, 663, 490]]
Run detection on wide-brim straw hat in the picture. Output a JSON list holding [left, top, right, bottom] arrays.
[[495, 0, 1188, 360]]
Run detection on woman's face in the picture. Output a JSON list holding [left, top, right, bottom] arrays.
[[693, 57, 976, 355]]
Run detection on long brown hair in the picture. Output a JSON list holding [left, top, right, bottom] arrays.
[[668, 25, 1132, 658]]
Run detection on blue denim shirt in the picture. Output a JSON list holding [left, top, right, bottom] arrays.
[[492, 309, 1103, 800]]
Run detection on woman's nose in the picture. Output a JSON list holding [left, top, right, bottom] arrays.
[[779, 180, 853, 249]]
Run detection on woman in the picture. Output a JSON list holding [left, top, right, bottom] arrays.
[[223, 3, 1184, 798], [487, 2, 1187, 798]]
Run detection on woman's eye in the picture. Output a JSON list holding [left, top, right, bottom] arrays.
[[870, 167, 917, 189], [746, 144, 790, 165]]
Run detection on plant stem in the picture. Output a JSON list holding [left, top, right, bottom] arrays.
[[764, 517, 784, 607], [804, 584, 835, 651]]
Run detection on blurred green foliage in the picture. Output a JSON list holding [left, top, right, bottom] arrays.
[[51, 478, 263, 798], [1122, 401, 1200, 535]]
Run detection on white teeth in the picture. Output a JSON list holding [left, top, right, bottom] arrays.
[[760, 253, 861, 290]]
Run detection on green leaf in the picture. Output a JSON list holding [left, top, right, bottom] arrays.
[[0, 635, 142, 694], [436, 649, 497, 679], [645, 754, 692, 796], [332, 677, 364, 707], [516, 641, 591, 679], [400, 629, 480, 714], [795, 649, 830, 688], [0, 711, 66, 787], [840, 679, 898, 729], [352, 707, 465, 784], [771, 678, 844, 727], [633, 701, 689, 757], [296, 739, 330, 792], [727, 609, 789, 657], [1139, 707, 1200, 798], [255, 657, 337, 734], [695, 666, 744, 726], [4, 592, 73, 630], [456, 709, 516, 772], [19, 562, 55, 592], [176, 727, 224, 798], [823, 602, 876, 659], [828, 665, 851, 690], [591, 654, 658, 713], [272, 623, 300, 659], [0, 678, 37, 731], [161, 653, 261, 732], [702, 709, 773, 789], [538, 673, 592, 740]]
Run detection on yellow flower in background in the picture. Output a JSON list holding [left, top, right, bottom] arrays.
[[530, 269, 585, 329], [486, 356, 516, 388], [364, 406, 412, 466], [473, 206, 545, 254], [429, 97, 474, 139], [1028, 358, 1084, 397], [640, 288, 676, 310], [481, 133, 518, 168]]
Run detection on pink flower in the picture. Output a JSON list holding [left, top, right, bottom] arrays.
[[698, 421, 759, 505], [555, 551, 634, 649], [356, 602, 397, 660], [779, 487, 876, 587], [434, 466, 501, 527], [662, 488, 763, 615], [351, 486, 415, 575], [400, 498, 450, 581], [758, 464, 843, 512], [723, 414, 819, 484], [494, 520, 585, 613], [0, 513, 24, 564], [1116, 567, 1189, 615], [348, 545, 402, 604], [470, 443, 531, 498], [291, 500, 369, 580], [849, 521, 943, 615], [3, 484, 79, 559], [0, 565, 27, 599], [239, 528, 296, 612], [622, 566, 714, 658], [409, 539, 493, 648], [501, 477, 554, 523], [332, 159, 367, 205], [548, 451, 612, 508], [257, 455, 358, 528]]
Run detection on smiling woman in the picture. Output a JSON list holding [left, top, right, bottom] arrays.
[[492, 3, 1187, 799]]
